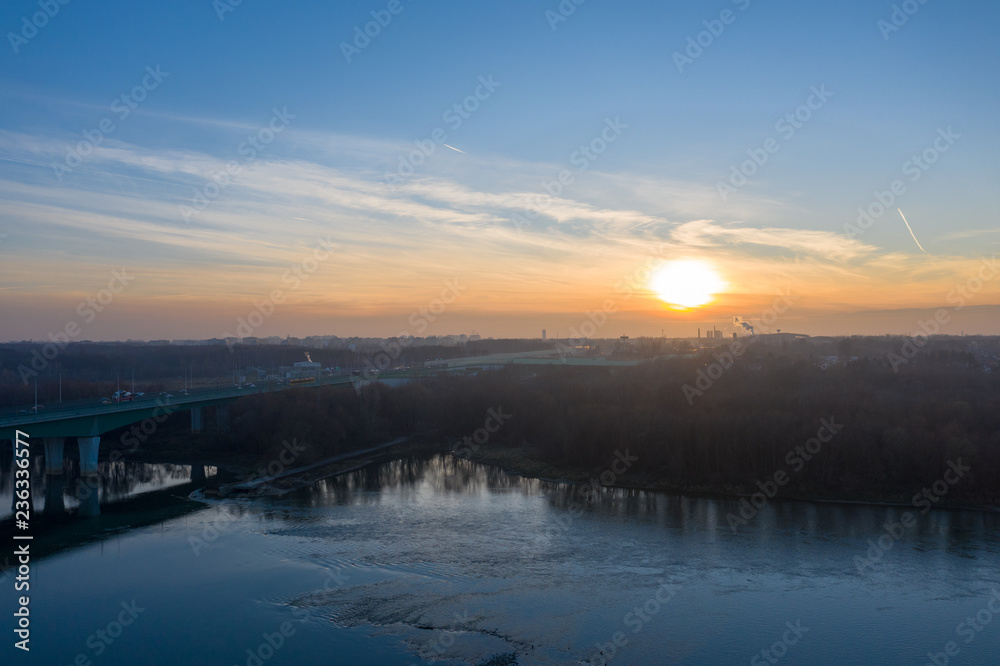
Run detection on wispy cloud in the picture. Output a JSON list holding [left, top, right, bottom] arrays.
[[0, 123, 995, 340], [669, 219, 877, 262]]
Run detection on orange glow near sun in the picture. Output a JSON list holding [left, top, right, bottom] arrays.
[[650, 259, 726, 311]]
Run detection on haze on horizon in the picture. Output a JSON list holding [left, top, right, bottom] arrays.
[[1, 0, 998, 342]]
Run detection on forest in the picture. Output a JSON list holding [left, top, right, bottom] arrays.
[[185, 337, 1000, 507], [5, 336, 999, 507], [0, 338, 547, 407]]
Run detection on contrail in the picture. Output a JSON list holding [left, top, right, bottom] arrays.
[[443, 144, 466, 154], [898, 209, 930, 255]]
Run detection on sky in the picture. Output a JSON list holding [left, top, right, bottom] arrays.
[[1, 0, 998, 341]]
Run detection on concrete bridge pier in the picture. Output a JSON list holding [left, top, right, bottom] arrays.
[[44, 476, 66, 514], [77, 483, 100, 517], [191, 406, 203, 434], [190, 464, 206, 482], [215, 405, 229, 433], [78, 436, 101, 476], [43, 437, 65, 475]]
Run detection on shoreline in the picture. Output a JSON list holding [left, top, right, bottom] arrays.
[[458, 445, 1000, 515], [108, 434, 1000, 514], [204, 437, 447, 498]]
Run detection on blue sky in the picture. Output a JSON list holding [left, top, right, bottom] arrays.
[[1, 0, 998, 340]]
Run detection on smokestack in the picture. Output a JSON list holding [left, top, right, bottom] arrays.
[[734, 316, 755, 336]]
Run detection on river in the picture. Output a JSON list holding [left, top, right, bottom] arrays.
[[2, 453, 999, 665]]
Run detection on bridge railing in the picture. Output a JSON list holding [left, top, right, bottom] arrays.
[[0, 375, 355, 429]]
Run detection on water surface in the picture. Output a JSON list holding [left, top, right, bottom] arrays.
[[3, 454, 999, 665]]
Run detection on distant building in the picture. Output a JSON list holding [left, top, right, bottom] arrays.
[[277, 360, 322, 379]]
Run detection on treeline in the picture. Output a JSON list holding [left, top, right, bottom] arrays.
[[215, 344, 1000, 505], [0, 339, 552, 407]]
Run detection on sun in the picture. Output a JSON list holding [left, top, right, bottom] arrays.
[[650, 260, 726, 310]]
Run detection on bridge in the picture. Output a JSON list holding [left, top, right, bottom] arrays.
[[0, 375, 359, 476], [1, 353, 644, 478]]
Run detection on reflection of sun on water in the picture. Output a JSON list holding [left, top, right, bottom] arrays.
[[650, 260, 726, 310]]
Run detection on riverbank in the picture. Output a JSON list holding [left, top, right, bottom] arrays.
[[216, 437, 439, 497], [106, 423, 999, 513], [460, 444, 1000, 513]]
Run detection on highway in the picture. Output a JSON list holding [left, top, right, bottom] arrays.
[[0, 375, 357, 433]]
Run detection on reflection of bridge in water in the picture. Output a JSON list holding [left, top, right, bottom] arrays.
[[1, 453, 217, 518], [0, 460, 226, 571]]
